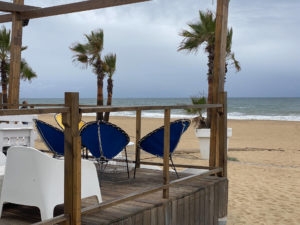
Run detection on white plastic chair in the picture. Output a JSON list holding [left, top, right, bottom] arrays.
[[0, 146, 102, 221]]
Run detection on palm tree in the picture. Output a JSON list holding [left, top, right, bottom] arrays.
[[103, 53, 117, 122], [178, 10, 240, 127], [70, 29, 105, 120], [0, 26, 37, 107]]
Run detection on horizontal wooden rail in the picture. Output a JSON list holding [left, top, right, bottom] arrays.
[[0, 107, 69, 116], [32, 214, 69, 225], [139, 161, 215, 170], [0, 103, 65, 107], [81, 168, 222, 215], [110, 158, 215, 170], [80, 104, 222, 113]]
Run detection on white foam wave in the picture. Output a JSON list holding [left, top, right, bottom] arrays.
[[82, 112, 300, 121]]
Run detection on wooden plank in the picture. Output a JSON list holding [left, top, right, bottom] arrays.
[[142, 209, 151, 225], [171, 200, 177, 225], [80, 104, 222, 113], [7, 0, 23, 109], [157, 206, 164, 225], [21, 0, 150, 20], [0, 1, 38, 12], [200, 189, 205, 225], [177, 198, 184, 225], [0, 14, 12, 23], [209, 0, 229, 168], [165, 201, 171, 225], [139, 161, 215, 170], [63, 92, 81, 225], [183, 196, 189, 225], [213, 182, 219, 225], [209, 185, 215, 225], [0, 0, 150, 23], [82, 168, 222, 216], [135, 109, 141, 168], [150, 207, 157, 225], [194, 191, 200, 225], [32, 214, 69, 225], [218, 92, 227, 177], [189, 194, 195, 225], [163, 109, 170, 199], [0, 93, 2, 109], [0, 107, 69, 116]]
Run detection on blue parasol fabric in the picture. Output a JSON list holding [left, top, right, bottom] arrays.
[[139, 119, 191, 158], [34, 119, 64, 156], [80, 121, 130, 160]]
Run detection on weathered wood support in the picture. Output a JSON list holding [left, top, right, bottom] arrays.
[[218, 92, 227, 177], [0, 0, 150, 23], [209, 0, 229, 168], [135, 110, 141, 169], [62, 92, 81, 225], [0, 93, 2, 109], [163, 109, 170, 198], [8, 0, 24, 109]]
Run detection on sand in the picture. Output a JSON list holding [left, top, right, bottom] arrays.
[[36, 115, 300, 225]]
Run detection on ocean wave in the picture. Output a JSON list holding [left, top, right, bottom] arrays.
[[83, 112, 300, 121], [228, 113, 300, 121]]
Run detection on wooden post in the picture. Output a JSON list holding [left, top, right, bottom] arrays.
[[218, 92, 227, 177], [0, 93, 2, 109], [163, 109, 170, 199], [8, 0, 24, 108], [209, 0, 229, 168], [135, 110, 141, 168], [63, 92, 81, 225]]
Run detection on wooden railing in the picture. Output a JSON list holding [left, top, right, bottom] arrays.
[[0, 92, 227, 225]]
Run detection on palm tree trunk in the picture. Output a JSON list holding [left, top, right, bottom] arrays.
[[205, 44, 215, 128], [0, 60, 8, 109], [104, 77, 113, 122], [96, 74, 104, 121]]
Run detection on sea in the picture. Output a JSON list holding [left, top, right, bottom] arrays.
[[20, 98, 300, 121]]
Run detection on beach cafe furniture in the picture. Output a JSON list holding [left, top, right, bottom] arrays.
[[80, 121, 131, 177], [0, 115, 37, 154], [135, 119, 191, 178], [54, 113, 86, 130], [0, 152, 6, 190], [0, 146, 102, 221], [34, 119, 64, 157]]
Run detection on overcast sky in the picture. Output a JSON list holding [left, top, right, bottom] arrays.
[[3, 0, 300, 98]]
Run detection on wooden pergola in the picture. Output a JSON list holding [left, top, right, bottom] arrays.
[[0, 1, 229, 225]]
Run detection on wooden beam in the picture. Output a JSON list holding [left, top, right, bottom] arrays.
[[218, 92, 227, 177], [0, 0, 150, 23], [21, 0, 150, 20], [63, 92, 81, 225], [209, 0, 229, 168], [7, 0, 23, 109], [163, 109, 170, 199], [80, 104, 223, 114], [0, 1, 38, 12], [135, 110, 141, 169], [0, 93, 2, 109], [0, 14, 12, 23]]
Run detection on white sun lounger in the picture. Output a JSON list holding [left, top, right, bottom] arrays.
[[0, 146, 102, 221]]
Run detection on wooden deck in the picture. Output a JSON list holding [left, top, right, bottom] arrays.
[[0, 167, 228, 225]]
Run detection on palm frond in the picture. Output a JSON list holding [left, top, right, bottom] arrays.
[[20, 59, 37, 82], [103, 53, 116, 77]]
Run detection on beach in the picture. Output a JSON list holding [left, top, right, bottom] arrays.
[[36, 115, 300, 225]]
